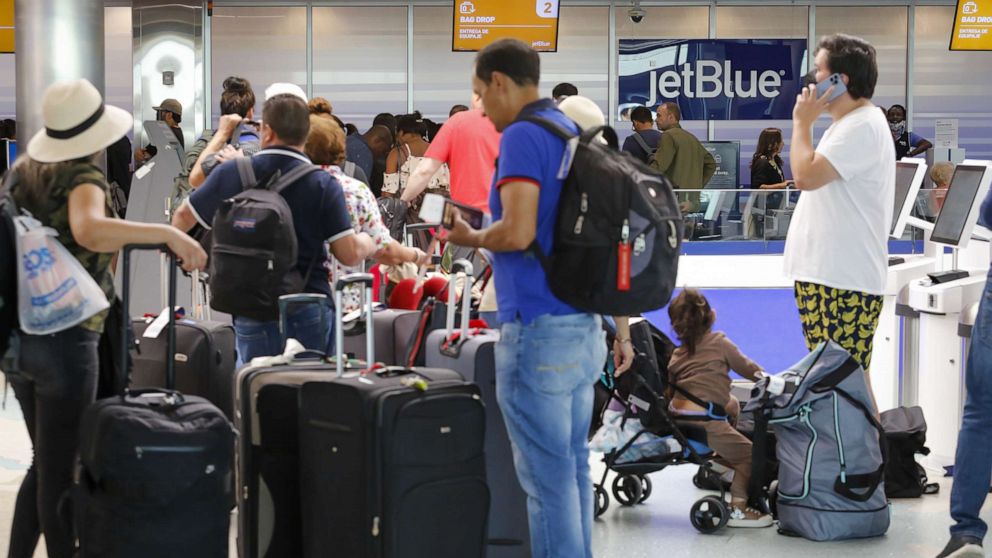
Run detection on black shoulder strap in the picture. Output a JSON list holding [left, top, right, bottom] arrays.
[[520, 115, 576, 141], [269, 163, 321, 194], [632, 132, 653, 154], [235, 157, 257, 191]]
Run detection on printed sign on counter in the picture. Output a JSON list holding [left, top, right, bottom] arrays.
[[951, 0, 992, 51], [935, 119, 960, 148], [701, 141, 741, 189], [452, 0, 560, 52]]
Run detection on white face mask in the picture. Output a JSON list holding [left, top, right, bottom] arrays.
[[889, 120, 906, 136]]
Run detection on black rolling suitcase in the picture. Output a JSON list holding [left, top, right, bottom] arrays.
[[342, 307, 419, 366], [424, 259, 530, 557], [129, 263, 238, 419], [298, 274, 489, 558], [235, 291, 336, 558], [75, 245, 235, 558]]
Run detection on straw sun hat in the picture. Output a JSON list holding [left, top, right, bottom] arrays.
[[27, 79, 132, 164]]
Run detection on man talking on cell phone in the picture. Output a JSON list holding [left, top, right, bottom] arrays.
[[784, 33, 894, 409]]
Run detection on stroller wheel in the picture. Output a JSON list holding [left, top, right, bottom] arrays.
[[594, 485, 610, 518], [612, 474, 643, 506], [692, 469, 705, 489], [638, 475, 653, 503], [690, 496, 729, 534]]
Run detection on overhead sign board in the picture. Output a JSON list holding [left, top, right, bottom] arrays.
[[618, 39, 807, 121], [452, 0, 560, 52], [951, 0, 992, 51], [0, 0, 13, 54]]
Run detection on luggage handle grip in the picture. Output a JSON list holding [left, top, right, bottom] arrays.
[[278, 294, 329, 350], [121, 244, 178, 393], [444, 259, 474, 344], [335, 273, 376, 377], [124, 388, 185, 407]]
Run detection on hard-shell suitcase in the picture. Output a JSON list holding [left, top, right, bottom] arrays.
[[298, 274, 489, 558], [235, 292, 336, 558], [424, 259, 530, 557], [75, 245, 235, 558]]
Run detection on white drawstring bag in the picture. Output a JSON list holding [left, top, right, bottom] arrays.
[[14, 213, 109, 335]]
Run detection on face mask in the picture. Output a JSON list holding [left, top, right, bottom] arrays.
[[890, 120, 906, 136]]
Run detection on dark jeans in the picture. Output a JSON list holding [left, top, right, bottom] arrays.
[[6, 327, 100, 558], [949, 270, 992, 541]]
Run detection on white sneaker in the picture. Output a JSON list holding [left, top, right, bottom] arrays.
[[728, 506, 774, 528]]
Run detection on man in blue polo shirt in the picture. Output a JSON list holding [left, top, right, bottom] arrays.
[[447, 38, 606, 558], [172, 93, 376, 362]]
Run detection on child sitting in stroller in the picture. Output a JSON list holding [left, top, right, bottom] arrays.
[[667, 289, 772, 528]]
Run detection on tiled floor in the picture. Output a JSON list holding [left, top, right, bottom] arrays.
[[0, 391, 983, 558]]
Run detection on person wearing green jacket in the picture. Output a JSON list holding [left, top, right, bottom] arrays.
[[650, 102, 717, 213]]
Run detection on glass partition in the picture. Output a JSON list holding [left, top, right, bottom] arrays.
[[681, 189, 799, 243], [313, 6, 407, 132], [211, 6, 306, 126]]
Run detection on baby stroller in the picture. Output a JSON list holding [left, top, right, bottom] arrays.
[[590, 320, 769, 534]]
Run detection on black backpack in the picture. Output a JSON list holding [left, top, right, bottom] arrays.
[[881, 406, 940, 498], [521, 116, 683, 316], [0, 171, 19, 357], [209, 158, 323, 321]]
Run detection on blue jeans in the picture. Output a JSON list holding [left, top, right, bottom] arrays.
[[233, 302, 333, 365], [495, 313, 607, 558], [950, 270, 992, 540]]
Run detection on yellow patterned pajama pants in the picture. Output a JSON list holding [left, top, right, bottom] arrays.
[[794, 281, 884, 371]]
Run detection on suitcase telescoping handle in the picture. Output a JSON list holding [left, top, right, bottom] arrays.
[[334, 273, 375, 378], [278, 293, 329, 350], [445, 259, 474, 343], [121, 244, 178, 392]]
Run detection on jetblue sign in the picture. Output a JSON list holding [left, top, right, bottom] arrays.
[[619, 39, 807, 120]]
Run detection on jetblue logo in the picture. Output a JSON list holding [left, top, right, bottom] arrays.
[[647, 61, 786, 105]]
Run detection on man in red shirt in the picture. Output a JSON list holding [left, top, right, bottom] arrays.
[[400, 95, 500, 213]]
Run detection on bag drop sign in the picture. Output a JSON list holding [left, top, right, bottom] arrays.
[[619, 39, 808, 121]]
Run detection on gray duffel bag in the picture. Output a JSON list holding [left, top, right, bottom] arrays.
[[745, 341, 890, 541]]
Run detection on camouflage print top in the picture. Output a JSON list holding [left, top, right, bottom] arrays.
[[13, 162, 116, 333]]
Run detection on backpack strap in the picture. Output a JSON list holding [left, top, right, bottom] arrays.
[[269, 163, 322, 194], [235, 157, 257, 191], [520, 115, 619, 149], [632, 132, 653, 156]]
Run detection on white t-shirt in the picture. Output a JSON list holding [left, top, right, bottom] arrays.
[[783, 105, 895, 295]]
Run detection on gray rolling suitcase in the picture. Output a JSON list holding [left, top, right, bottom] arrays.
[[425, 259, 531, 557], [235, 292, 341, 558]]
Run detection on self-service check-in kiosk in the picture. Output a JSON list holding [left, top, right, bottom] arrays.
[[872, 159, 934, 411], [907, 160, 992, 467], [120, 120, 195, 315]]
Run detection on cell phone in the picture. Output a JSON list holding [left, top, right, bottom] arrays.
[[815, 73, 847, 102], [442, 199, 485, 230], [418, 193, 446, 224]]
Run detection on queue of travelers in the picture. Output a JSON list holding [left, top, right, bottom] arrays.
[[2, 31, 973, 558]]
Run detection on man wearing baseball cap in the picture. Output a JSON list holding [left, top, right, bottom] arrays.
[[135, 98, 185, 164]]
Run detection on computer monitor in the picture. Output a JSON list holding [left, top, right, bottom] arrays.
[[929, 160, 992, 249], [891, 159, 927, 238]]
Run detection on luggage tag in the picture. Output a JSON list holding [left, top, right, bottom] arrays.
[[617, 220, 631, 292], [142, 306, 183, 339]]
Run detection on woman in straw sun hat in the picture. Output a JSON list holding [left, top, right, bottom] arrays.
[[5, 79, 206, 558]]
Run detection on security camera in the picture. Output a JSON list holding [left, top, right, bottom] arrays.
[[628, 7, 646, 23]]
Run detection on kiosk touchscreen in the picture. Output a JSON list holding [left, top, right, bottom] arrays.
[[891, 159, 928, 239], [929, 162, 992, 251]]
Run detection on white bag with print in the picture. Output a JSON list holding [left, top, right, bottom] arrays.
[[15, 214, 109, 334]]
